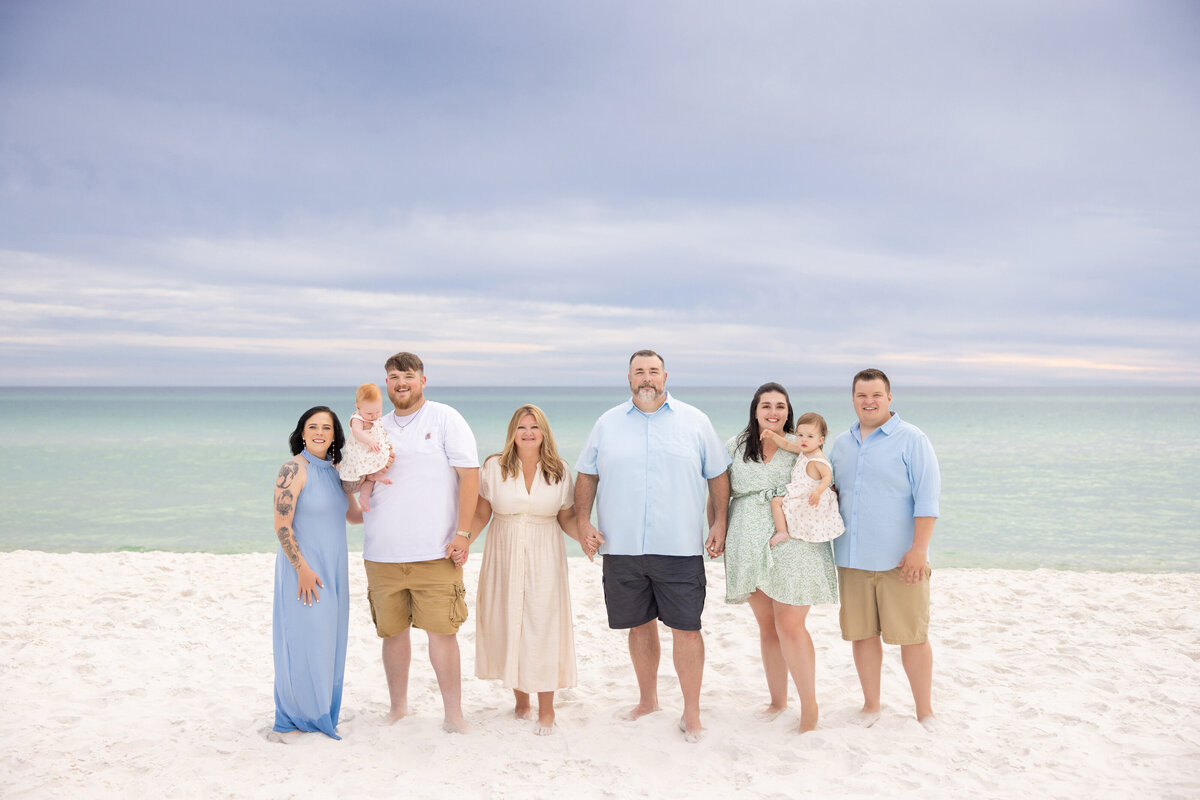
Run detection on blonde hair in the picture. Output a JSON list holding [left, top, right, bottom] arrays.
[[490, 404, 566, 485], [356, 383, 382, 403], [795, 411, 828, 439]]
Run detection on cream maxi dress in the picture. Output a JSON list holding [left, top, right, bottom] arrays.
[[475, 456, 577, 693]]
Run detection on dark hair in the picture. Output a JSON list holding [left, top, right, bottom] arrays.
[[385, 351, 425, 374], [852, 368, 890, 393], [737, 382, 794, 463], [629, 349, 665, 368], [795, 411, 828, 439], [288, 406, 346, 466]]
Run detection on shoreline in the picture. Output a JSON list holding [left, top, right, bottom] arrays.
[[3, 552, 1198, 798]]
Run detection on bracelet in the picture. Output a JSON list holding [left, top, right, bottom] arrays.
[[455, 530, 471, 540]]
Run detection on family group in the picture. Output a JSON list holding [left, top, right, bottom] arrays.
[[268, 350, 940, 743]]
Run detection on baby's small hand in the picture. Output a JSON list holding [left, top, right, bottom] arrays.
[[807, 491, 820, 506], [760, 429, 780, 443], [368, 442, 382, 453]]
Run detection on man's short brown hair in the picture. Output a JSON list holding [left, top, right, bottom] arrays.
[[852, 368, 890, 393], [385, 352, 424, 374]]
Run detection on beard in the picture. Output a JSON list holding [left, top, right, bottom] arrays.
[[634, 385, 661, 403]]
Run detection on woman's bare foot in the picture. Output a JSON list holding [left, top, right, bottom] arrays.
[[755, 703, 786, 721], [798, 705, 818, 733], [442, 715, 471, 734], [620, 702, 660, 721], [265, 730, 303, 744], [384, 703, 408, 724], [678, 717, 704, 744]]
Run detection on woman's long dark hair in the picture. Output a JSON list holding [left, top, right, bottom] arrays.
[[288, 405, 346, 466], [737, 382, 794, 463]]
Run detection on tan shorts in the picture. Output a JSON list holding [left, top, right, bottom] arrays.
[[364, 558, 468, 637], [837, 566, 930, 645]]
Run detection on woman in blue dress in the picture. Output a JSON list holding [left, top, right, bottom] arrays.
[[269, 406, 362, 741]]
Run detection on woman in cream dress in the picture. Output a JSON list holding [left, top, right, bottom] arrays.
[[466, 404, 583, 734]]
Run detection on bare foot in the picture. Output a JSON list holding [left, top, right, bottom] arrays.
[[678, 717, 704, 744], [755, 704, 786, 721], [768, 531, 788, 547], [384, 704, 408, 725], [798, 706, 818, 733], [918, 715, 939, 733], [620, 703, 660, 721], [514, 703, 536, 721], [848, 708, 881, 728], [265, 730, 303, 744], [442, 716, 471, 734], [535, 708, 555, 733]]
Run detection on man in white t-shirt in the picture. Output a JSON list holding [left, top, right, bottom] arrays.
[[360, 351, 480, 733]]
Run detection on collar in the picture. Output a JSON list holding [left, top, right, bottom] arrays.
[[851, 411, 900, 441], [624, 391, 674, 416]]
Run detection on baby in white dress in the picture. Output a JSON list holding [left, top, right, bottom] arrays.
[[337, 383, 392, 512], [760, 411, 845, 547]]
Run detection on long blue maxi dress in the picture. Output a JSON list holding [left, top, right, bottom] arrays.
[[273, 449, 349, 739]]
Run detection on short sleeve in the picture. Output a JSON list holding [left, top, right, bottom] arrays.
[[480, 456, 496, 501], [575, 421, 601, 475], [441, 406, 480, 468], [558, 461, 575, 511], [698, 415, 733, 479]]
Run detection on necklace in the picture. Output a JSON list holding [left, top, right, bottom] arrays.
[[393, 404, 426, 430]]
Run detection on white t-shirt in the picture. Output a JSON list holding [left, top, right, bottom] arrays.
[[362, 401, 479, 563]]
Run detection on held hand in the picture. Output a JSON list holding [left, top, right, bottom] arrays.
[[297, 566, 323, 606], [807, 490, 820, 507], [579, 521, 604, 562], [897, 548, 928, 585], [705, 523, 727, 558], [446, 536, 469, 568]]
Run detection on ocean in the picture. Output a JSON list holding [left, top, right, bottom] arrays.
[[1, 386, 1196, 571]]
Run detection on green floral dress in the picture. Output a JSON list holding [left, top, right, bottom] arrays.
[[723, 436, 838, 605]]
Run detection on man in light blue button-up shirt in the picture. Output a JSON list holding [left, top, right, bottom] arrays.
[[575, 350, 731, 742], [829, 369, 940, 729]]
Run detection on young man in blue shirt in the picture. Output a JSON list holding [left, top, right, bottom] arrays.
[[829, 368, 940, 729]]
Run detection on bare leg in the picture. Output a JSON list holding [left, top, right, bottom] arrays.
[[381, 630, 411, 723], [901, 641, 934, 722], [672, 628, 705, 742], [773, 601, 818, 732], [535, 691, 555, 734], [513, 689, 535, 720], [428, 632, 469, 733], [747, 590, 787, 718], [623, 621, 661, 720], [851, 636, 883, 726], [359, 478, 375, 513], [768, 498, 789, 547]]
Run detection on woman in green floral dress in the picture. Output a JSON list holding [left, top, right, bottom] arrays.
[[720, 382, 837, 733]]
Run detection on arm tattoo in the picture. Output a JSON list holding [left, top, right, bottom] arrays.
[[276, 525, 302, 570], [276, 461, 299, 489], [341, 478, 363, 493], [275, 489, 294, 517]]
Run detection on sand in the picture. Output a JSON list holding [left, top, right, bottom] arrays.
[[2, 552, 1198, 799]]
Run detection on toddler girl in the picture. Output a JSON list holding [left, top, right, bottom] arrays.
[[337, 383, 392, 512], [761, 411, 845, 547]]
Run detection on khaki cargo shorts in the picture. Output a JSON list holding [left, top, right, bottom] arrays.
[[364, 558, 468, 637]]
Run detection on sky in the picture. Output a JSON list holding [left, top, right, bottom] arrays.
[[1, 0, 1197, 387]]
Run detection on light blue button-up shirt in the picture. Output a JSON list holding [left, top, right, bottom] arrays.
[[576, 393, 731, 557], [829, 412, 940, 572]]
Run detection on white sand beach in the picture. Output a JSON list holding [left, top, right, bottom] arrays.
[[2, 552, 1198, 799]]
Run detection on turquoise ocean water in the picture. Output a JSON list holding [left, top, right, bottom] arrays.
[[1, 386, 1196, 571]]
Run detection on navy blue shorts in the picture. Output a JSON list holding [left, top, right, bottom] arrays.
[[601, 554, 706, 631]]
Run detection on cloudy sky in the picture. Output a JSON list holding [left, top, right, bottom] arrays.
[[2, 1, 1197, 386]]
